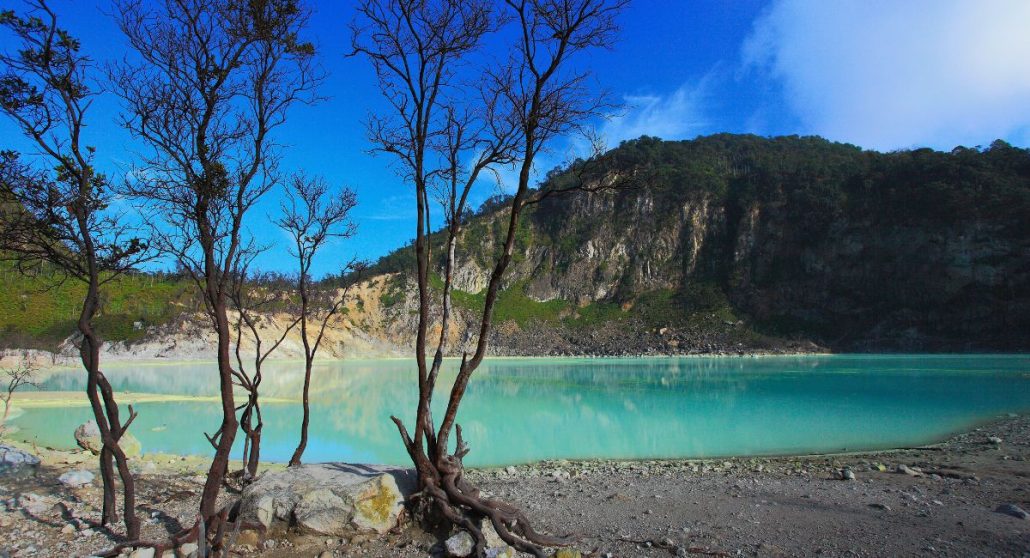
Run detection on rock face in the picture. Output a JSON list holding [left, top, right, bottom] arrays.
[[363, 135, 1030, 354], [74, 420, 142, 457], [239, 464, 415, 536], [0, 444, 40, 474]]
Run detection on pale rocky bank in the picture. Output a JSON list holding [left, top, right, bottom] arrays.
[[0, 415, 1027, 557]]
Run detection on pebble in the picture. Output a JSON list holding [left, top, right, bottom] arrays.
[[994, 503, 1029, 520], [445, 531, 474, 557], [896, 464, 922, 477]]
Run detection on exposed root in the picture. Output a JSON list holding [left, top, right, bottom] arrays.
[[393, 418, 575, 558], [94, 503, 259, 558]]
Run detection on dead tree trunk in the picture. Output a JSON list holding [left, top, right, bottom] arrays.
[[288, 292, 313, 466], [278, 175, 358, 468], [112, 0, 322, 549], [0, 1, 148, 540], [353, 1, 628, 555], [79, 270, 140, 538]]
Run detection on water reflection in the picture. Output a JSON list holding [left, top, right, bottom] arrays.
[[15, 355, 1030, 466]]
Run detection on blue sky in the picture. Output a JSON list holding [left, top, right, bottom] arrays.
[[2, 0, 1029, 277]]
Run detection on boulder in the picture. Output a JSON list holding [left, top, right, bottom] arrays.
[[0, 444, 40, 475], [238, 463, 415, 536], [59, 469, 95, 487], [74, 420, 141, 457]]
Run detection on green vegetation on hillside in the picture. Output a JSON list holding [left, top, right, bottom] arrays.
[[363, 134, 1030, 348], [3, 134, 1028, 350], [0, 263, 194, 350]]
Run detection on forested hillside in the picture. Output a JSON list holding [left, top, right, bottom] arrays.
[[3, 134, 1028, 354], [367, 134, 1030, 352]]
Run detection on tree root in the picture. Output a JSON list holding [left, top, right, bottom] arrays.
[[393, 418, 575, 558], [94, 503, 262, 558]]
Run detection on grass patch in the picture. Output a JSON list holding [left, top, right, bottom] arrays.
[[0, 263, 194, 350]]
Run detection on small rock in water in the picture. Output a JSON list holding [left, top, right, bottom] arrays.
[[839, 467, 856, 481], [994, 503, 1029, 520], [59, 470, 95, 487], [445, 531, 474, 557], [987, 436, 1003, 445], [504, 466, 517, 475], [552, 550, 583, 558], [869, 503, 892, 511]]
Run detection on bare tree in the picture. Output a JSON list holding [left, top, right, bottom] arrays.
[[353, 0, 627, 555], [276, 173, 358, 467], [0, 1, 148, 538], [111, 0, 321, 550], [0, 355, 38, 434], [228, 245, 299, 482]]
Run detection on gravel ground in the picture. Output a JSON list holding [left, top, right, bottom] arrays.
[[1, 416, 1028, 558]]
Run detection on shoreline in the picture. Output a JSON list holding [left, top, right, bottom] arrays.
[[11, 349, 1028, 370], [4, 411, 1023, 469], [2, 415, 1029, 557]]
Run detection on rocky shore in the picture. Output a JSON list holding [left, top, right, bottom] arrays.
[[1, 415, 1028, 557], [484, 319, 826, 358]]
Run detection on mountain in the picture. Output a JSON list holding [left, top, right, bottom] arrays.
[[3, 134, 1028, 357], [363, 134, 1030, 354]]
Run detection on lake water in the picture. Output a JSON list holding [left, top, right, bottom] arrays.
[[10, 355, 1030, 466]]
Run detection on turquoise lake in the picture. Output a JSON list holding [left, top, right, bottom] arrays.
[[10, 354, 1030, 466]]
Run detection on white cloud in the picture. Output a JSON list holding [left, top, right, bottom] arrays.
[[598, 79, 710, 147], [476, 78, 710, 197], [743, 0, 1030, 150]]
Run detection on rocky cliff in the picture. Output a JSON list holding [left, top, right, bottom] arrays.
[[4, 134, 1027, 359], [364, 134, 1030, 353]]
